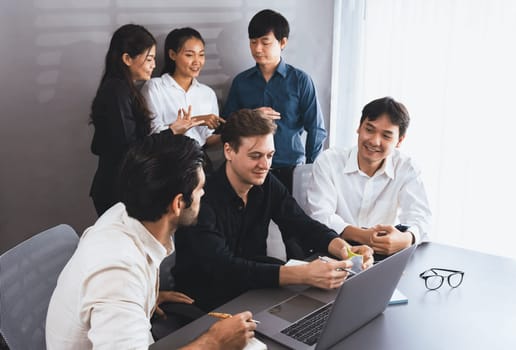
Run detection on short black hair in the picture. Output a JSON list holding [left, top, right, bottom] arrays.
[[248, 9, 289, 41], [221, 109, 277, 152], [119, 133, 204, 222], [360, 97, 410, 138]]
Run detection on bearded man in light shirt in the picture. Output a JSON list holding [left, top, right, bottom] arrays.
[[307, 97, 432, 258], [46, 133, 256, 350]]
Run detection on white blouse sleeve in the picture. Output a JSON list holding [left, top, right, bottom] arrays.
[[141, 80, 170, 134]]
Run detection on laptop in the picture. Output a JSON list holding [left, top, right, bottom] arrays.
[[254, 244, 416, 350]]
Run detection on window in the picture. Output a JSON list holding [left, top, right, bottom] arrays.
[[332, 0, 516, 258]]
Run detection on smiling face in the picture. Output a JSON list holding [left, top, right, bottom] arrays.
[[170, 37, 205, 80], [249, 31, 286, 69], [124, 45, 156, 81], [224, 134, 275, 190], [357, 114, 404, 176]]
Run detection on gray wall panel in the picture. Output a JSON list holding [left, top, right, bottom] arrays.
[[0, 0, 334, 253]]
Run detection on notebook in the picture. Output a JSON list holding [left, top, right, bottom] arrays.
[[254, 245, 416, 350], [244, 337, 267, 350]]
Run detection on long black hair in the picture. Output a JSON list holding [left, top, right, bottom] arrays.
[[93, 24, 156, 133], [162, 27, 205, 75]]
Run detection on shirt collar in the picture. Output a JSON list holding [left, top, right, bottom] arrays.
[[213, 162, 264, 205], [121, 204, 170, 265], [213, 163, 242, 204], [345, 146, 395, 179], [383, 151, 395, 179], [162, 73, 200, 90], [246, 57, 287, 79], [343, 147, 360, 174], [86, 203, 170, 268], [275, 58, 287, 77]]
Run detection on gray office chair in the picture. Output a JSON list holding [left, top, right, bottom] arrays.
[[266, 164, 315, 260], [0, 224, 79, 350]]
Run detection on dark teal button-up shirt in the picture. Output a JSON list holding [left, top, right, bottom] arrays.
[[223, 58, 327, 167]]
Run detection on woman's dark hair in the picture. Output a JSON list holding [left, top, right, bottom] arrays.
[[221, 109, 277, 151], [119, 133, 205, 222], [248, 9, 290, 41], [94, 24, 156, 133], [360, 97, 411, 138], [162, 27, 205, 75]]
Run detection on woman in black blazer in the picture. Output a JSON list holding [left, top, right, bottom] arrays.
[[89, 24, 157, 216]]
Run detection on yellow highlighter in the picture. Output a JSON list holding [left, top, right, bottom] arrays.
[[346, 245, 361, 258], [346, 246, 363, 274]]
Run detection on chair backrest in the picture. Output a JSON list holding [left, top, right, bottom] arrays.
[[292, 163, 313, 213], [0, 224, 79, 350]]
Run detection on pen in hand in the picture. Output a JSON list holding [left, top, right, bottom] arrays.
[[208, 312, 261, 324], [318, 256, 356, 276]]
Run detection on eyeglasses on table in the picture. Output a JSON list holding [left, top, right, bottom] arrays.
[[419, 268, 464, 290]]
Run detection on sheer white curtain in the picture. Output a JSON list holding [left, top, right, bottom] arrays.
[[332, 0, 516, 258]]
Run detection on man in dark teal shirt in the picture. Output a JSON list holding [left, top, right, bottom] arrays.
[[223, 9, 327, 192]]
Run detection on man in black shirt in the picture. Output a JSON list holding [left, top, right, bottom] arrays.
[[174, 109, 374, 311]]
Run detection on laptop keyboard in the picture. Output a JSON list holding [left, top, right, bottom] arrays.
[[280, 302, 333, 345]]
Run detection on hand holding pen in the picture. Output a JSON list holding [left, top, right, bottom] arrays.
[[300, 257, 353, 289], [209, 311, 261, 324], [318, 256, 356, 276], [203, 311, 257, 349]]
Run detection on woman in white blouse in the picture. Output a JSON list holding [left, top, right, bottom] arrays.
[[142, 27, 223, 148]]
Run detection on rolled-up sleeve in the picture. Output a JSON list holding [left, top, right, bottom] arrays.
[[298, 74, 326, 164], [398, 166, 432, 244]]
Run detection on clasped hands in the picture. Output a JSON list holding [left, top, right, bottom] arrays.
[[364, 224, 413, 255]]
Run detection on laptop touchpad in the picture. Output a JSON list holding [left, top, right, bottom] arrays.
[[267, 294, 325, 323]]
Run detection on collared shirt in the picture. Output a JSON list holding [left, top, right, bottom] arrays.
[[223, 58, 327, 167], [307, 147, 432, 244], [46, 203, 171, 350], [174, 164, 338, 311], [141, 73, 217, 145]]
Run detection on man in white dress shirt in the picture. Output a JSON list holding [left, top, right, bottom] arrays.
[[46, 133, 256, 349], [307, 97, 432, 257]]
